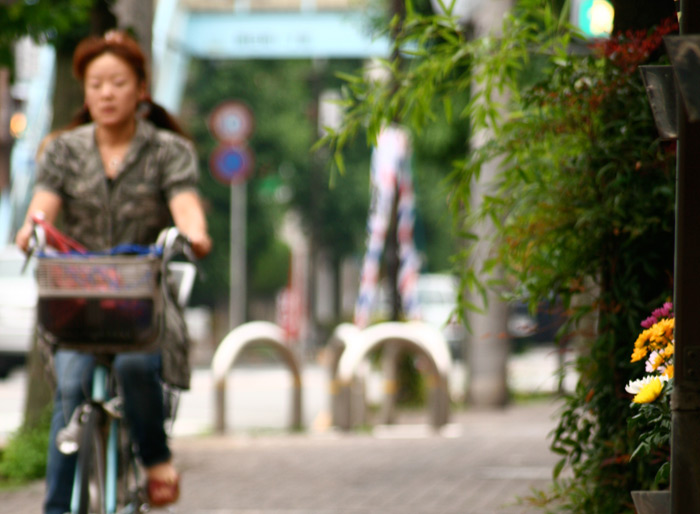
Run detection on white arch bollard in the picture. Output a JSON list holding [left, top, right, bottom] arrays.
[[326, 323, 362, 374], [212, 321, 303, 433], [325, 323, 365, 428], [336, 321, 453, 430]]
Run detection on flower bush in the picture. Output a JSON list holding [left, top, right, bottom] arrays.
[[625, 302, 674, 487]]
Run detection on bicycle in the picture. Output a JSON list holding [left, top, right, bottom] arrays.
[[29, 218, 197, 514]]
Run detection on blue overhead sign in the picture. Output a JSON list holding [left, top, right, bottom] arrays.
[[152, 0, 391, 112], [180, 11, 390, 59]]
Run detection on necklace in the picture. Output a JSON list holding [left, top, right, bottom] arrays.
[[109, 158, 120, 170]]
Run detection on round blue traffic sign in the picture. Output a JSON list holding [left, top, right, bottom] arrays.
[[209, 145, 254, 185]]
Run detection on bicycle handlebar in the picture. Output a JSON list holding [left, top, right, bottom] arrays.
[[156, 227, 204, 280]]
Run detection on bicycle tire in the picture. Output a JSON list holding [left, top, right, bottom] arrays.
[[77, 405, 106, 514]]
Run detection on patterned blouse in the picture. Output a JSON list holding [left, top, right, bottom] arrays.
[[35, 118, 199, 250], [34, 118, 201, 389]]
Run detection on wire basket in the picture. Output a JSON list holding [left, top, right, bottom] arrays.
[[36, 254, 162, 350]]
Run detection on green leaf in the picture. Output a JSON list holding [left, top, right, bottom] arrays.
[[553, 458, 567, 479]]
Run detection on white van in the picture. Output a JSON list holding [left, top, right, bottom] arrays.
[[0, 245, 37, 378], [415, 274, 466, 359]]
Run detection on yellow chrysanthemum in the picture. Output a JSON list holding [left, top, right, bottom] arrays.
[[631, 347, 647, 363], [661, 317, 675, 338], [664, 365, 674, 379], [634, 328, 651, 346], [650, 318, 674, 346], [633, 377, 664, 404], [631, 318, 674, 362]]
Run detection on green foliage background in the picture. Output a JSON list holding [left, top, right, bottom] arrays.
[[0, 0, 94, 66]]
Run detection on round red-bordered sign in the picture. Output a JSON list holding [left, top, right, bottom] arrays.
[[208, 101, 254, 144], [209, 144, 254, 185]]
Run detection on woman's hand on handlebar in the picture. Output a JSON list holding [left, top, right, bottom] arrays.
[[168, 191, 211, 259], [158, 227, 208, 260], [16, 191, 63, 252], [15, 222, 34, 253], [185, 232, 212, 260]]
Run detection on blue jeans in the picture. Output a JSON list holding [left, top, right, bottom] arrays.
[[44, 350, 171, 514]]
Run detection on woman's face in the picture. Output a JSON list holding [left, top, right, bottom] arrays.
[[83, 52, 145, 130]]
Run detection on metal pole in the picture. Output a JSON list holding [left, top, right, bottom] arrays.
[[672, 1, 700, 511], [230, 183, 246, 331]]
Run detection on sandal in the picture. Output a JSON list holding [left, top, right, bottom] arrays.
[[148, 473, 180, 507]]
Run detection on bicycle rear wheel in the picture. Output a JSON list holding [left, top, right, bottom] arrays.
[[76, 405, 106, 514]]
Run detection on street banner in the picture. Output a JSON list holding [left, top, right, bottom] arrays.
[[354, 125, 420, 328]]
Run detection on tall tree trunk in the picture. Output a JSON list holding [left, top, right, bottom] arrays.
[[465, 0, 513, 408], [22, 332, 54, 429], [51, 50, 83, 130], [0, 67, 11, 192], [113, 0, 153, 65]]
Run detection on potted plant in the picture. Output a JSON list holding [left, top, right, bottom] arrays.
[[626, 302, 673, 514]]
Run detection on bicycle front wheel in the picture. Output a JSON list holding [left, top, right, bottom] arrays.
[[76, 405, 106, 514], [115, 418, 147, 513]]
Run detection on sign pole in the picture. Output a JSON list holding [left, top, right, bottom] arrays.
[[207, 99, 255, 332], [230, 183, 246, 331]]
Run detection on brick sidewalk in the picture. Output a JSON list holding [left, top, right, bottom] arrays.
[[0, 399, 563, 514]]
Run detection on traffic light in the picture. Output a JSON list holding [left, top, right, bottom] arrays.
[[572, 0, 614, 38]]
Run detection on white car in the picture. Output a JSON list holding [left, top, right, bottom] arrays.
[[414, 274, 467, 359], [0, 245, 37, 378]]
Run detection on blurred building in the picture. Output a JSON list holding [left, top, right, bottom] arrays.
[[0, 37, 54, 246]]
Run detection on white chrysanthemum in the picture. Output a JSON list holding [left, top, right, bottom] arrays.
[[625, 375, 669, 395]]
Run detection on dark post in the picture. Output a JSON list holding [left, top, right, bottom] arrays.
[[386, 0, 406, 323], [672, 1, 700, 511]]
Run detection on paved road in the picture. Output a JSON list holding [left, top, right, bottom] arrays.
[[0, 400, 562, 514]]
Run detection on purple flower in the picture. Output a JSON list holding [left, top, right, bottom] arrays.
[[641, 302, 674, 328], [663, 302, 674, 317], [651, 302, 673, 320], [641, 316, 657, 329]]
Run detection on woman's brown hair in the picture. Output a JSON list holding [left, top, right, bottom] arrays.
[[67, 30, 188, 138]]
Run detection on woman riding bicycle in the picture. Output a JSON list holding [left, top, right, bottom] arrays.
[[15, 30, 212, 514]]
